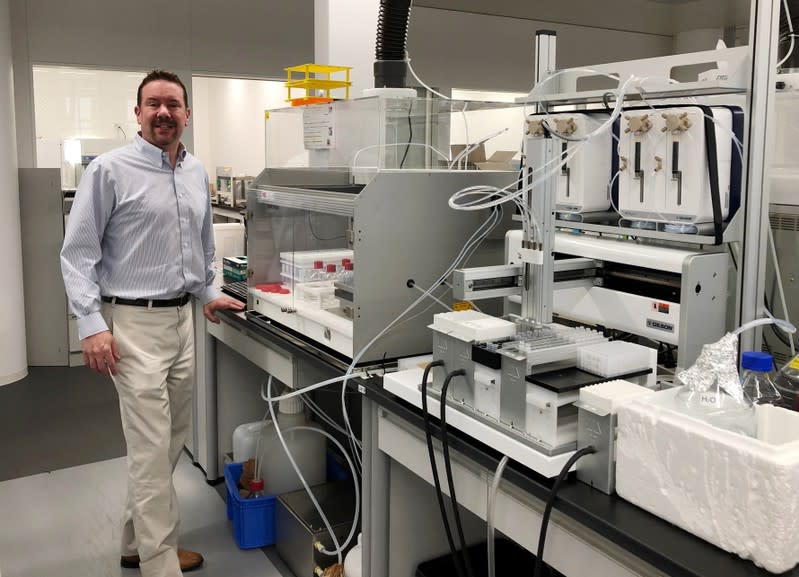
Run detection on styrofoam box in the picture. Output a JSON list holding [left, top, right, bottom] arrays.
[[279, 249, 353, 283], [616, 387, 799, 573]]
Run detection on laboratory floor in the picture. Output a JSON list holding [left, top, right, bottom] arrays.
[[0, 366, 285, 577]]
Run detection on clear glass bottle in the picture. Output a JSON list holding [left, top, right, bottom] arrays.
[[307, 260, 325, 281], [340, 261, 354, 286], [740, 351, 781, 405], [324, 263, 338, 281], [774, 354, 799, 411]]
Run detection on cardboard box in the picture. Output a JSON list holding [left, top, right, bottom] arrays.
[[477, 150, 517, 171], [450, 143, 486, 169], [450, 143, 517, 170]]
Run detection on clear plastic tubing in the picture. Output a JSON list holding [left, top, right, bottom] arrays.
[[487, 455, 510, 577]]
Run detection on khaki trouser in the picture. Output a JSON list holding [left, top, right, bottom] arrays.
[[103, 302, 194, 577]]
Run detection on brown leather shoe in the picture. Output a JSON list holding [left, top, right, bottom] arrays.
[[120, 549, 204, 572]]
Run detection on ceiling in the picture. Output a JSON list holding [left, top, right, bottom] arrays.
[[414, 0, 752, 38]]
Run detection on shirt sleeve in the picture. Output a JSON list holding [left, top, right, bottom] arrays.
[[60, 161, 115, 339], [199, 171, 222, 305]]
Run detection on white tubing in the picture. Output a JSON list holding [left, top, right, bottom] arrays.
[[260, 372, 369, 403], [406, 57, 449, 100], [339, 206, 504, 472], [487, 455, 510, 577], [301, 394, 362, 448], [267, 379, 345, 563], [733, 316, 796, 337], [778, 0, 795, 69], [767, 224, 795, 357], [350, 142, 449, 171]]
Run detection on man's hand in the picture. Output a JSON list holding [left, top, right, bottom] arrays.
[[204, 296, 245, 324], [82, 330, 120, 376]]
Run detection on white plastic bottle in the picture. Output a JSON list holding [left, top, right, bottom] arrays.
[[343, 533, 362, 577], [258, 397, 326, 495], [232, 421, 269, 463]]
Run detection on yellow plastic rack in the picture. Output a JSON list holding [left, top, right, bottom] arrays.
[[285, 63, 352, 106]]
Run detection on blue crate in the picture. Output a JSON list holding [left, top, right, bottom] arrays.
[[326, 449, 350, 482], [224, 462, 276, 549]]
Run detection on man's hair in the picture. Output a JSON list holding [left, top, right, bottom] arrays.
[[137, 69, 189, 107]]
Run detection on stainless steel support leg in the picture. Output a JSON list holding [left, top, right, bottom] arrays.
[[362, 395, 389, 577]]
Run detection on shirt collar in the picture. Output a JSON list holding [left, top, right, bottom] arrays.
[[135, 133, 188, 167]]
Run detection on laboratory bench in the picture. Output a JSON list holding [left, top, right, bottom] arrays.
[[211, 203, 246, 223], [194, 307, 791, 577], [361, 379, 788, 577]]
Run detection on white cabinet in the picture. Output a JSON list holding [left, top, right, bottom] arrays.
[[19, 168, 84, 366]]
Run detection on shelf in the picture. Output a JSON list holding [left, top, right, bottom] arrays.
[[554, 210, 743, 246], [515, 46, 749, 108], [518, 80, 747, 107]]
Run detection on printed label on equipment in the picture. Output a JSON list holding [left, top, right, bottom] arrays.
[[303, 105, 336, 150], [646, 318, 675, 333], [652, 302, 670, 314], [699, 392, 719, 407]]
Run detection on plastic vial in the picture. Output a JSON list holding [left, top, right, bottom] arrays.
[[740, 351, 781, 405], [774, 354, 799, 411], [248, 478, 265, 499]]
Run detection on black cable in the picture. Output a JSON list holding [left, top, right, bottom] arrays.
[[763, 333, 774, 355], [764, 294, 797, 350], [421, 361, 466, 577], [534, 446, 597, 577], [439, 369, 475, 577], [699, 106, 723, 245], [727, 243, 738, 270], [400, 99, 413, 168], [601, 91, 614, 114]]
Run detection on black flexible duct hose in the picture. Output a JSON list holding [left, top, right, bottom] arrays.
[[374, 0, 412, 88]]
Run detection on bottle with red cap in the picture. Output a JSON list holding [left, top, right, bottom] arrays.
[[248, 478, 265, 499], [340, 261, 354, 286], [308, 260, 325, 281], [324, 263, 338, 281]]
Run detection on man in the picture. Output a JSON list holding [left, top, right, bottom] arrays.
[[61, 69, 244, 577]]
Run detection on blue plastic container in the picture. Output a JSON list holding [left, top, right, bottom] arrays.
[[224, 462, 276, 549]]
